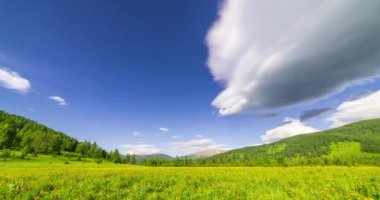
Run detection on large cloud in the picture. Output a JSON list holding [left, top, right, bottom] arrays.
[[261, 118, 319, 143], [0, 67, 31, 93], [118, 144, 162, 155], [207, 0, 380, 115], [328, 90, 380, 127]]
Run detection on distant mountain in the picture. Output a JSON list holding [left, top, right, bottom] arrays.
[[134, 149, 226, 163], [208, 119, 380, 166], [186, 148, 227, 159]]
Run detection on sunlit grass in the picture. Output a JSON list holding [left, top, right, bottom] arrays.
[[0, 161, 379, 199]]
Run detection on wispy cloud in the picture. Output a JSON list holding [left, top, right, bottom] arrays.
[[261, 118, 319, 143], [207, 0, 380, 115], [195, 134, 203, 138], [159, 127, 170, 133], [132, 131, 141, 136], [0, 67, 31, 93], [118, 144, 162, 155], [49, 96, 68, 106], [249, 143, 265, 147], [328, 90, 380, 127]]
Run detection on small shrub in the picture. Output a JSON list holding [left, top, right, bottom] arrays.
[[2, 149, 11, 158], [37, 182, 54, 192]]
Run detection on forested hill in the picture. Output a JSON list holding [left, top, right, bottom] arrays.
[[0, 110, 120, 162], [209, 119, 380, 166]]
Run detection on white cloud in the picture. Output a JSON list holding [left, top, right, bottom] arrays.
[[195, 134, 203, 138], [328, 90, 380, 128], [207, 0, 380, 115], [261, 118, 319, 143], [49, 96, 68, 106], [0, 67, 31, 93], [118, 144, 161, 155], [132, 131, 140, 136], [159, 127, 169, 132], [170, 138, 223, 152]]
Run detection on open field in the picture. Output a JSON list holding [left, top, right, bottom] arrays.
[[0, 162, 379, 200]]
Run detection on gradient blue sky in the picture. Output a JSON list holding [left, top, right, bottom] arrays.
[[1, 0, 380, 156]]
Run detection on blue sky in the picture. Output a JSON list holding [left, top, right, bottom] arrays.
[[1, 0, 380, 156]]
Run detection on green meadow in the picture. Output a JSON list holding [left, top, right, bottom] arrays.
[[1, 160, 380, 200], [1, 108, 380, 199]]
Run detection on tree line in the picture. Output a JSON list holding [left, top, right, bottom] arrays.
[[139, 154, 380, 167]]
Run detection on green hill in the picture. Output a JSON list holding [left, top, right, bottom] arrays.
[[0, 110, 122, 163], [0, 110, 78, 155], [209, 119, 380, 166]]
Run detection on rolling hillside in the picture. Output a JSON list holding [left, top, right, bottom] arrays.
[[0, 110, 78, 154], [209, 119, 380, 166], [0, 110, 120, 163]]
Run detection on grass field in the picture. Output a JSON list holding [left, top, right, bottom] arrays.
[[0, 161, 379, 200], [327, 142, 377, 159]]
